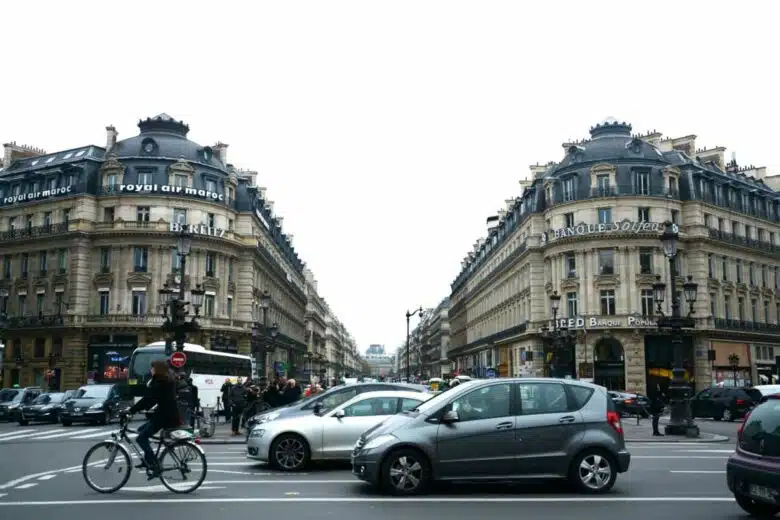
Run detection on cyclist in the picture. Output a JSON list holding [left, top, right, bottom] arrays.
[[120, 359, 181, 475]]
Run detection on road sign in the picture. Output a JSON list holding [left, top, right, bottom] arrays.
[[170, 351, 187, 368], [486, 368, 496, 379]]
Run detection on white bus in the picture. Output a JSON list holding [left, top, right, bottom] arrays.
[[127, 342, 253, 409]]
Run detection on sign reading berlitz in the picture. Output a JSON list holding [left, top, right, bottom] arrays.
[[540, 220, 677, 244], [2, 185, 73, 205], [170, 222, 225, 238], [115, 184, 224, 202], [550, 316, 657, 330]]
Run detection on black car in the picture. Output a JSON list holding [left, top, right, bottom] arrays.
[[60, 384, 132, 426], [0, 387, 43, 422], [690, 387, 761, 422], [19, 391, 76, 425], [608, 391, 651, 417], [726, 394, 780, 517]]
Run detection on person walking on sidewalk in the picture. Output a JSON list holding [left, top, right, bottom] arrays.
[[220, 378, 232, 424], [649, 384, 667, 437], [230, 382, 248, 436]]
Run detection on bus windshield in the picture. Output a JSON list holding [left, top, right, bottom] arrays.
[[129, 349, 169, 380]]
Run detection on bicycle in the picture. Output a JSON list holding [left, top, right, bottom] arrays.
[[81, 414, 207, 494]]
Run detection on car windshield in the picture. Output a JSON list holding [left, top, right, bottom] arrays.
[[74, 386, 111, 399], [410, 381, 478, 414], [0, 389, 19, 403], [32, 394, 54, 405], [314, 388, 361, 415]]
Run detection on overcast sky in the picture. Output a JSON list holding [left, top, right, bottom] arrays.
[[2, 1, 778, 353]]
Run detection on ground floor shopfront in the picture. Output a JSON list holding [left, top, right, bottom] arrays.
[[450, 321, 780, 396], [1, 324, 307, 390]]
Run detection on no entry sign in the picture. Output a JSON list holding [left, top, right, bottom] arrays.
[[170, 351, 187, 368]]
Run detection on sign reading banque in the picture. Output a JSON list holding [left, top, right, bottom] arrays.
[[540, 220, 677, 244], [550, 316, 658, 330]]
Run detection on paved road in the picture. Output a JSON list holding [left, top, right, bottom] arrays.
[[0, 418, 744, 518]]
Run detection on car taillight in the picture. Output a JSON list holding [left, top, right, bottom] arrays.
[[735, 399, 746, 405], [737, 410, 752, 442], [607, 410, 623, 435], [624, 399, 634, 404]]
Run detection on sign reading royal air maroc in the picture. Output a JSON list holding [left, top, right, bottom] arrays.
[[1, 185, 73, 206], [114, 184, 224, 202], [170, 222, 225, 238], [550, 316, 658, 330], [540, 220, 677, 244]]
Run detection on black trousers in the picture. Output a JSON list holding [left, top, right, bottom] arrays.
[[652, 413, 661, 434], [231, 405, 244, 432]]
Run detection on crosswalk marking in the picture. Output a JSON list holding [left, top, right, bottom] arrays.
[[0, 429, 64, 442], [0, 429, 36, 439], [32, 430, 97, 440], [0, 427, 114, 442], [69, 430, 118, 440]]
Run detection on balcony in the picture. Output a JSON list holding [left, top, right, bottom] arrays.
[[713, 318, 780, 336], [4, 314, 69, 329], [708, 228, 778, 254], [0, 222, 70, 242]]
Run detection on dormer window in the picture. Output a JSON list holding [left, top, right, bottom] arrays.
[[202, 147, 213, 162], [626, 137, 643, 153], [141, 138, 157, 155]]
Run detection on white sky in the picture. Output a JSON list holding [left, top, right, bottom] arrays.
[[2, 1, 778, 354]]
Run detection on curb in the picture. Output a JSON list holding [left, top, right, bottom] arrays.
[[625, 434, 730, 443]]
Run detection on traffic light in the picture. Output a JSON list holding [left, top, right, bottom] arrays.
[[164, 339, 174, 356]]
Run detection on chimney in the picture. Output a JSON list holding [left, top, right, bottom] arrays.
[[487, 215, 499, 233], [257, 186, 267, 199], [287, 233, 294, 245], [276, 216, 284, 229], [213, 142, 229, 165], [726, 152, 739, 174], [106, 126, 118, 153], [265, 200, 275, 214]]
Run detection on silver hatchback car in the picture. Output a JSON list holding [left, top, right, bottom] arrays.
[[351, 377, 630, 495]]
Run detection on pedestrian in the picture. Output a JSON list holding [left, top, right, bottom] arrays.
[[649, 384, 667, 437], [229, 382, 248, 436], [220, 378, 232, 424], [186, 377, 199, 429]]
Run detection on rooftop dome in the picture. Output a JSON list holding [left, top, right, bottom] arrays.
[[113, 113, 225, 169]]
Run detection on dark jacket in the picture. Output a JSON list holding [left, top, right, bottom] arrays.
[[650, 392, 667, 415], [220, 382, 232, 408], [281, 385, 302, 405], [130, 375, 181, 428]]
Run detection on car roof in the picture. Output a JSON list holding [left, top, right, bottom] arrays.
[[349, 390, 432, 401]]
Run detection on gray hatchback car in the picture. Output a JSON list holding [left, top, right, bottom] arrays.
[[351, 378, 630, 495]]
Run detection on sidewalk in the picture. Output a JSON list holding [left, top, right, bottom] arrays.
[[622, 417, 730, 443], [197, 417, 730, 445]]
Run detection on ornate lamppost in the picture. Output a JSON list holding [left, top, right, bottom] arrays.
[[542, 291, 577, 378], [252, 290, 279, 379], [158, 228, 205, 355], [405, 306, 423, 382], [652, 221, 700, 437]]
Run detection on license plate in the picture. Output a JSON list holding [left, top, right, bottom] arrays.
[[72, 412, 83, 416], [749, 484, 775, 502]]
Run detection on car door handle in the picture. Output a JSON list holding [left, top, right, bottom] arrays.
[[559, 415, 576, 424], [495, 421, 513, 430]]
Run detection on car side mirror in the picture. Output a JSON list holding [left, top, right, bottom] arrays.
[[441, 410, 459, 423], [333, 410, 345, 419]]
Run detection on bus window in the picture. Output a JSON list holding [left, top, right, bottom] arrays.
[[129, 350, 168, 379]]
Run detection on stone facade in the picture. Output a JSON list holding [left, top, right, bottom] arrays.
[[448, 120, 780, 394], [0, 115, 359, 390]]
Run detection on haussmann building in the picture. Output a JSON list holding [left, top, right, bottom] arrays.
[[0, 114, 311, 390], [447, 119, 780, 395]]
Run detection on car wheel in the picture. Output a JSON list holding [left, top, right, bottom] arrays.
[[62, 419, 72, 427], [269, 434, 310, 471], [568, 449, 617, 494], [381, 448, 431, 496], [722, 408, 733, 422], [734, 493, 780, 518], [18, 420, 29, 426]]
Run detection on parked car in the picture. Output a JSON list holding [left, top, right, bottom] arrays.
[[690, 387, 761, 422], [246, 382, 428, 439], [0, 387, 43, 422], [60, 384, 133, 426], [726, 394, 780, 517], [608, 391, 650, 417], [19, 391, 75, 425], [750, 384, 780, 402], [351, 378, 630, 496], [248, 390, 431, 471]]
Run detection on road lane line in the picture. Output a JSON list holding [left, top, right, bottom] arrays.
[[670, 470, 726, 474], [0, 497, 738, 505], [0, 429, 64, 442], [32, 430, 100, 440], [13, 484, 37, 490], [69, 430, 117, 440], [0, 430, 36, 439], [633, 455, 727, 459], [37, 475, 57, 481], [0, 459, 106, 490], [670, 449, 733, 453]]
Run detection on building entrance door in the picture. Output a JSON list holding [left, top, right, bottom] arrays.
[[593, 338, 625, 391]]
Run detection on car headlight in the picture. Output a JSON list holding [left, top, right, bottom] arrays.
[[40, 406, 53, 411], [363, 434, 397, 450], [89, 402, 104, 409], [8, 403, 19, 410], [258, 412, 280, 423], [249, 429, 266, 439]]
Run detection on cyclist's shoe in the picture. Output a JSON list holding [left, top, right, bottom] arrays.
[[135, 460, 148, 470], [145, 463, 162, 480]]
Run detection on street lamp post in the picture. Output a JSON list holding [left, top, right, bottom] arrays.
[[252, 290, 279, 380], [728, 353, 740, 387], [158, 228, 206, 354], [652, 221, 700, 437], [542, 291, 576, 378], [405, 306, 423, 382]]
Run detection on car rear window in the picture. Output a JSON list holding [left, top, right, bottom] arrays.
[[740, 400, 780, 456], [742, 389, 762, 403], [567, 385, 595, 410]]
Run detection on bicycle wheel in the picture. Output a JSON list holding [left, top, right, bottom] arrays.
[[82, 441, 132, 493], [158, 440, 207, 494]]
